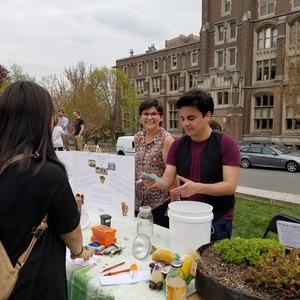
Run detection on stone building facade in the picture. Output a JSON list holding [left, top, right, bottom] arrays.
[[116, 0, 300, 149]]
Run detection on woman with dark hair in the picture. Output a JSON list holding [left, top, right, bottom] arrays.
[[134, 98, 179, 228], [0, 81, 93, 300]]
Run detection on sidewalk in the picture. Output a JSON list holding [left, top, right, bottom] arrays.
[[236, 186, 300, 209]]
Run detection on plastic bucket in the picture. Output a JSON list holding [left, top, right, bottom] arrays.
[[168, 201, 213, 255]]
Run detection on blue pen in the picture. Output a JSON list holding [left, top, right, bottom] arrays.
[[134, 177, 147, 185]]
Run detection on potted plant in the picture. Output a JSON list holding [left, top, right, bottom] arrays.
[[195, 238, 300, 300]]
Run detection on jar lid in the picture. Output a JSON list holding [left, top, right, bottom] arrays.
[[139, 206, 151, 213], [171, 260, 182, 268]]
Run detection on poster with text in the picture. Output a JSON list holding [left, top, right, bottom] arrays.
[[56, 152, 135, 221]]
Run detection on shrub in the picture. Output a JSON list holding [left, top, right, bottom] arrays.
[[213, 237, 284, 265]]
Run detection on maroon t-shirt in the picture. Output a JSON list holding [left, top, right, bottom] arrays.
[[167, 133, 241, 220]]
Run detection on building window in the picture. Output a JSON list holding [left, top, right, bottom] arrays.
[[188, 72, 198, 89], [137, 63, 142, 73], [254, 95, 274, 130], [218, 51, 224, 67], [136, 79, 144, 95], [224, 92, 229, 104], [258, 27, 277, 49], [123, 66, 127, 75], [218, 25, 224, 41], [230, 22, 236, 39], [217, 92, 229, 105], [172, 55, 177, 68], [169, 74, 179, 91], [256, 59, 276, 81], [168, 102, 178, 130], [192, 51, 198, 64], [285, 106, 300, 130], [218, 92, 223, 105], [152, 77, 160, 93], [295, 0, 300, 7], [225, 0, 231, 12], [154, 60, 159, 71], [229, 49, 236, 65], [261, 0, 274, 16]]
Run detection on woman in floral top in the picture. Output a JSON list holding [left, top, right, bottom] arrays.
[[135, 98, 179, 228]]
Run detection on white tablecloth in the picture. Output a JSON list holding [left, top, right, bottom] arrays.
[[66, 212, 196, 300]]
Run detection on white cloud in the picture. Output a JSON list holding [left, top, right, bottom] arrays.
[[0, 0, 202, 79]]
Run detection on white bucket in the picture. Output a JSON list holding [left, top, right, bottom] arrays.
[[168, 201, 213, 255]]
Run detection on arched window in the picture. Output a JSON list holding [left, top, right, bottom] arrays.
[[258, 27, 277, 49], [218, 92, 223, 105], [224, 92, 229, 104]]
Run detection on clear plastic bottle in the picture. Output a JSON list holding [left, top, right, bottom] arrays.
[[166, 260, 187, 300], [136, 206, 153, 236]]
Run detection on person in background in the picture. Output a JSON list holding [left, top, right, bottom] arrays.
[[135, 98, 179, 228], [0, 81, 93, 300], [52, 117, 64, 151], [73, 109, 84, 151], [58, 109, 70, 151], [143, 89, 241, 241]]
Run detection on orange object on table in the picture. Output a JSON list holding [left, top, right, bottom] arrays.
[[91, 225, 116, 247]]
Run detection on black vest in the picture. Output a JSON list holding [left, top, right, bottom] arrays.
[[175, 132, 235, 221]]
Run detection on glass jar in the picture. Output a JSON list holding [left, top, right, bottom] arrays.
[[136, 206, 153, 236], [166, 260, 187, 300]]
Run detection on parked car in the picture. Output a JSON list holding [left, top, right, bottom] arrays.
[[116, 136, 135, 156], [239, 145, 300, 172]]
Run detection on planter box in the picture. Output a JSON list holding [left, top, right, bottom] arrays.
[[195, 242, 268, 300]]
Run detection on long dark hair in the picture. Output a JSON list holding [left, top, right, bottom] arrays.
[[0, 81, 66, 175]]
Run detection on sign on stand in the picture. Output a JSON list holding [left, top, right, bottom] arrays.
[[56, 152, 135, 221], [277, 221, 300, 250]]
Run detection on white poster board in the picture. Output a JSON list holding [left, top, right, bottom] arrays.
[[56, 152, 135, 222], [277, 220, 300, 249]]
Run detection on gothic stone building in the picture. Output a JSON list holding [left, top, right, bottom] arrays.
[[116, 0, 300, 149]]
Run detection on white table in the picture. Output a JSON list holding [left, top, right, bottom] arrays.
[[66, 212, 196, 300]]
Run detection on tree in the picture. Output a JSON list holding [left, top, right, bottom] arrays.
[[89, 67, 140, 143], [0, 63, 35, 95], [0, 64, 9, 87], [282, 24, 300, 126]]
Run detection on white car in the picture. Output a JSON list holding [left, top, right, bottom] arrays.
[[116, 136, 135, 156]]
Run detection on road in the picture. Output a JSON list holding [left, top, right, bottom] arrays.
[[238, 167, 300, 195]]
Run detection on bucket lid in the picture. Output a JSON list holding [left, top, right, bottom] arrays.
[[169, 201, 213, 214]]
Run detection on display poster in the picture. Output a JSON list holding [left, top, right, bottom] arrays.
[[277, 220, 300, 249], [56, 152, 135, 221]]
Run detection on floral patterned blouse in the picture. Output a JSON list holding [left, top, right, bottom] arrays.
[[135, 127, 172, 211]]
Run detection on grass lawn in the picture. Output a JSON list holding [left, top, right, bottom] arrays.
[[232, 197, 300, 240]]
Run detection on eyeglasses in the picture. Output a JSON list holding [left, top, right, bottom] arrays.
[[141, 112, 161, 118]]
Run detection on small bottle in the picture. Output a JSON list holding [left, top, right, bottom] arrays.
[[166, 260, 187, 300], [136, 206, 153, 236]]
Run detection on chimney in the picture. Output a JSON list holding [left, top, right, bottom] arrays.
[[130, 49, 134, 57]]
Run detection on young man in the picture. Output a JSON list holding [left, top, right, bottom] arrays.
[[73, 109, 84, 151], [58, 109, 70, 151], [144, 88, 241, 241]]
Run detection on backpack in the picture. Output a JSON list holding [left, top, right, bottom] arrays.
[[0, 215, 48, 300]]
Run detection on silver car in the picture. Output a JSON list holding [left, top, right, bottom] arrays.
[[240, 145, 300, 173]]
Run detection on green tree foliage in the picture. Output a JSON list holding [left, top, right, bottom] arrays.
[[89, 67, 140, 142], [0, 64, 9, 87], [41, 62, 107, 144], [0, 63, 35, 95]]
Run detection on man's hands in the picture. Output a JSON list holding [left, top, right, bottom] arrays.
[[170, 175, 200, 198]]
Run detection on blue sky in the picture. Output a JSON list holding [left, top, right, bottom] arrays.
[[0, 0, 202, 79]]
